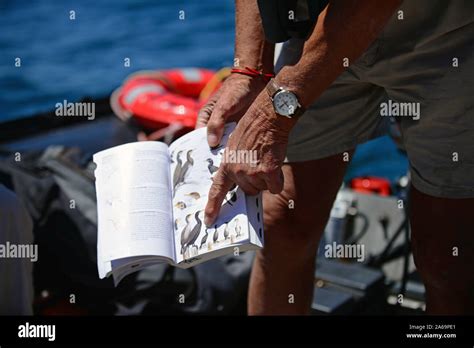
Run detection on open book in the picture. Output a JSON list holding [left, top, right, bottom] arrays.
[[93, 123, 264, 285]]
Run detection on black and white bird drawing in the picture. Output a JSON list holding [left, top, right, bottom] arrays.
[[199, 228, 209, 249], [179, 150, 194, 181], [234, 218, 242, 237], [180, 210, 203, 257], [213, 224, 219, 244], [179, 214, 193, 255], [173, 150, 194, 196], [223, 222, 230, 240], [206, 158, 219, 175], [172, 151, 183, 188]]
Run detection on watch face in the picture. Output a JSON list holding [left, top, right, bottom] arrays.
[[273, 90, 298, 117]]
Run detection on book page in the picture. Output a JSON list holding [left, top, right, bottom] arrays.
[[168, 123, 251, 264], [94, 141, 175, 278], [175, 192, 265, 269]]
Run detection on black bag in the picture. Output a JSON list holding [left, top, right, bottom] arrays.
[[0, 146, 254, 315], [0, 146, 121, 313], [120, 252, 254, 315]]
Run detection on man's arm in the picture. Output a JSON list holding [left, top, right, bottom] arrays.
[[234, 0, 274, 72], [266, 0, 402, 133], [198, 0, 274, 146], [205, 0, 401, 225], [277, 0, 401, 123]]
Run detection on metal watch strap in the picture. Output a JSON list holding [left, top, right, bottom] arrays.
[[266, 78, 280, 98]]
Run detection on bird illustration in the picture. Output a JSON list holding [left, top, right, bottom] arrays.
[[213, 224, 219, 244], [234, 218, 241, 237], [185, 192, 201, 200], [174, 201, 187, 209], [206, 158, 219, 175], [179, 214, 193, 255], [172, 151, 183, 188], [189, 210, 203, 253], [174, 218, 180, 231], [179, 150, 194, 182], [173, 150, 194, 196], [223, 222, 230, 240], [180, 210, 203, 257], [199, 228, 209, 249]]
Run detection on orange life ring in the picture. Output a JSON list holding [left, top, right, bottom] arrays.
[[111, 68, 222, 132]]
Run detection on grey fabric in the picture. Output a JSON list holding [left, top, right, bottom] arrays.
[[277, 0, 474, 198], [0, 185, 34, 315]]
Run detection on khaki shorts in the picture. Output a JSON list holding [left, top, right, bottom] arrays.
[[277, 0, 474, 198]]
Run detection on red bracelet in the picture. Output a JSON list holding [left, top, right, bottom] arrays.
[[230, 67, 275, 81]]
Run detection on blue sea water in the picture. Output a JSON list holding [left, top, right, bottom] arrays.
[[0, 0, 407, 181], [0, 0, 235, 120]]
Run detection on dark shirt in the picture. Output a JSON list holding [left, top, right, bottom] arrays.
[[257, 0, 328, 43]]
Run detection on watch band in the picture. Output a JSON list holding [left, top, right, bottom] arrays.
[[292, 103, 306, 118], [266, 78, 280, 98]]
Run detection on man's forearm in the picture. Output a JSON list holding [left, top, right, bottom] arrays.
[[277, 0, 401, 109], [234, 0, 274, 72]]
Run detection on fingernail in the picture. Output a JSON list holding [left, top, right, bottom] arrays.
[[208, 134, 218, 147], [204, 215, 213, 227]]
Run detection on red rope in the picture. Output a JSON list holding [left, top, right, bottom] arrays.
[[230, 67, 274, 81]]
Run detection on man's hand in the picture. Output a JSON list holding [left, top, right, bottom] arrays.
[[204, 91, 295, 226], [196, 73, 266, 147], [196, 0, 274, 147]]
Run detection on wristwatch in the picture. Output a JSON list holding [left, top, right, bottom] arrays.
[[266, 78, 305, 118]]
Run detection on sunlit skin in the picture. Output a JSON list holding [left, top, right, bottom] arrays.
[[197, 0, 474, 315]]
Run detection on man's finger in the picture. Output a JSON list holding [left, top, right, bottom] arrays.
[[196, 88, 223, 129], [196, 99, 217, 129], [196, 107, 211, 129], [205, 167, 234, 226], [206, 104, 227, 147], [264, 168, 284, 194]]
